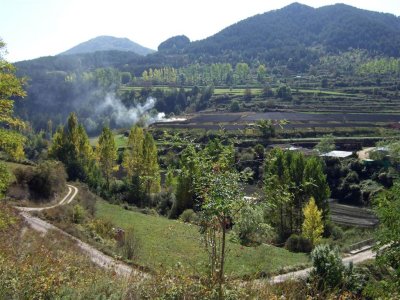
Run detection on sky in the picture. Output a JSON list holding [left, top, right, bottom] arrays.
[[1, 0, 400, 62]]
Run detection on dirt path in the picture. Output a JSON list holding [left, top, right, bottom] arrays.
[[16, 184, 146, 278], [17, 184, 376, 283], [268, 249, 375, 284]]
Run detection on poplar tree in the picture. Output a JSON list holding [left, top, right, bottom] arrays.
[[123, 125, 144, 177], [302, 197, 324, 246], [96, 126, 117, 190], [142, 132, 161, 194], [49, 112, 95, 181]]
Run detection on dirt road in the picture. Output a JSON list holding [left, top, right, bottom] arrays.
[[16, 184, 145, 278], [17, 184, 375, 283], [269, 249, 375, 283]]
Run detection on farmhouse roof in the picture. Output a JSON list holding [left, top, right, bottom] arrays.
[[320, 150, 353, 158]]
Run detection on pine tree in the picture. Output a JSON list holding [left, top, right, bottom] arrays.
[[96, 126, 117, 190], [302, 197, 324, 246]]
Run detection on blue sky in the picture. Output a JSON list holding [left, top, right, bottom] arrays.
[[1, 0, 399, 62]]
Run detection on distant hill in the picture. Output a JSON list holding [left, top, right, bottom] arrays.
[[184, 3, 400, 65], [158, 35, 190, 52], [60, 36, 155, 56]]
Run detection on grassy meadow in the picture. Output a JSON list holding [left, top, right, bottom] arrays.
[[95, 200, 309, 278]]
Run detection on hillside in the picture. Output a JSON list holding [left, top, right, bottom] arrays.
[[60, 36, 155, 56], [184, 3, 400, 64]]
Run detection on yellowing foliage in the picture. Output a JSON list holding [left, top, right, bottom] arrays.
[[302, 197, 324, 246]]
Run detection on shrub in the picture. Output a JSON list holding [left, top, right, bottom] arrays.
[[310, 244, 344, 290], [233, 204, 271, 246], [0, 162, 11, 198], [87, 218, 114, 239], [118, 226, 140, 260], [71, 204, 86, 224], [179, 209, 197, 223], [323, 222, 344, 240], [13, 161, 67, 201], [285, 234, 312, 253]]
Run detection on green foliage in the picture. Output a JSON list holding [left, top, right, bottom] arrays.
[[179, 209, 198, 223], [13, 161, 67, 200], [0, 41, 26, 160], [72, 204, 86, 224], [118, 226, 140, 260], [96, 126, 117, 189], [264, 149, 330, 240], [0, 162, 11, 198], [314, 134, 335, 154], [229, 100, 240, 112], [233, 203, 272, 246], [276, 85, 292, 100], [310, 244, 345, 290], [285, 234, 312, 253], [49, 113, 97, 185], [374, 182, 400, 288]]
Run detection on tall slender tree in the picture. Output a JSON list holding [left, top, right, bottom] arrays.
[[96, 126, 117, 190], [123, 125, 144, 177], [142, 132, 161, 194]]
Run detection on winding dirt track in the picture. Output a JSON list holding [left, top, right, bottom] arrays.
[[17, 184, 375, 283], [16, 184, 145, 278]]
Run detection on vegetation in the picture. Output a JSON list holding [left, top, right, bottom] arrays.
[[3, 4, 400, 296], [302, 197, 324, 247]]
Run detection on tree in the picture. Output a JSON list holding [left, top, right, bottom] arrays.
[[122, 125, 144, 178], [49, 113, 95, 182], [302, 197, 324, 246], [310, 244, 345, 291], [374, 183, 400, 290], [257, 64, 267, 83], [96, 126, 117, 190], [304, 157, 331, 218], [0, 39, 26, 160], [0, 162, 11, 198], [229, 100, 240, 112], [142, 132, 161, 195], [315, 134, 335, 154], [195, 154, 245, 298]]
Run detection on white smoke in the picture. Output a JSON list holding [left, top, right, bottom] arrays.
[[97, 93, 186, 127]]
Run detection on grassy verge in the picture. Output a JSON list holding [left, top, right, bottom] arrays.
[[95, 200, 309, 278]]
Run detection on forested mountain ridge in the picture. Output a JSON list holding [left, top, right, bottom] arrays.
[[182, 3, 400, 65], [60, 36, 155, 56]]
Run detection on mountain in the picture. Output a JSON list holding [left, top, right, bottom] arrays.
[[60, 36, 155, 56], [158, 35, 190, 52], [183, 3, 400, 65]]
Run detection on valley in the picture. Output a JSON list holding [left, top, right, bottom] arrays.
[[1, 2, 400, 299]]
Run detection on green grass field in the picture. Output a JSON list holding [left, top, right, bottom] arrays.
[[96, 200, 309, 277], [90, 134, 127, 148]]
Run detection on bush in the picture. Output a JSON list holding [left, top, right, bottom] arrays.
[[179, 209, 197, 223], [0, 162, 11, 197], [310, 244, 344, 290], [118, 226, 140, 260], [285, 234, 312, 253], [71, 204, 86, 224], [13, 161, 67, 201], [233, 204, 271, 246], [323, 222, 344, 240], [87, 218, 114, 239]]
